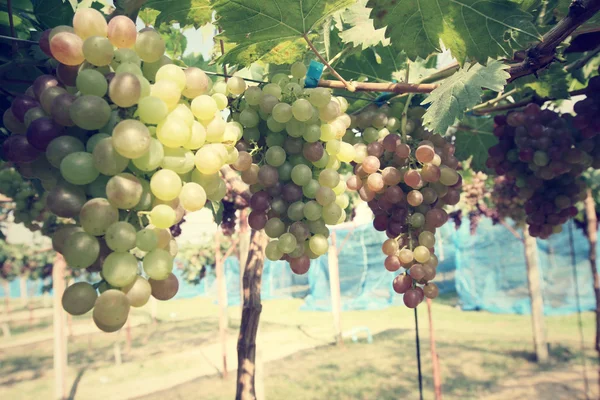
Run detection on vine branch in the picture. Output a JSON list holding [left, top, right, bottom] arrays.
[[472, 88, 587, 115], [303, 33, 355, 92]]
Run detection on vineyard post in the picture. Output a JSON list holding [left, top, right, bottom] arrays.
[[52, 254, 68, 400], [584, 189, 600, 386], [426, 298, 443, 400], [236, 230, 267, 400], [328, 231, 343, 345], [215, 232, 229, 378], [3, 278, 10, 314], [523, 227, 549, 363], [19, 276, 27, 306], [239, 209, 250, 309]]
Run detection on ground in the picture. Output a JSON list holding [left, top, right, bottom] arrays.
[[0, 293, 597, 400]]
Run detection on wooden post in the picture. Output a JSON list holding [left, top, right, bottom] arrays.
[[426, 298, 443, 400], [125, 318, 132, 353], [52, 254, 68, 400], [151, 296, 157, 325], [584, 189, 600, 388], [523, 227, 549, 363], [236, 230, 267, 400], [3, 279, 11, 314], [113, 340, 122, 365], [328, 231, 343, 345], [239, 209, 250, 309], [19, 276, 27, 306], [215, 233, 228, 378]]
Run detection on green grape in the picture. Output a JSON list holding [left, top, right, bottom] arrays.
[[105, 221, 137, 252], [184, 121, 206, 150], [308, 219, 329, 236], [226, 76, 246, 96], [291, 164, 312, 186], [318, 169, 340, 188], [142, 55, 172, 82], [267, 116, 285, 132], [244, 86, 262, 105], [80, 198, 119, 236], [336, 142, 356, 163], [143, 249, 173, 280], [291, 99, 313, 122], [212, 81, 228, 95], [290, 62, 307, 79], [265, 146, 286, 167], [191, 169, 221, 195], [52, 224, 84, 253], [112, 119, 151, 159], [123, 276, 152, 307], [60, 152, 99, 185], [194, 144, 225, 175], [112, 48, 142, 70], [135, 29, 165, 62], [3, 108, 25, 134], [239, 108, 259, 128], [286, 119, 306, 138], [116, 62, 143, 76], [139, 76, 151, 98], [150, 204, 176, 228], [322, 203, 342, 225], [302, 179, 320, 199], [86, 174, 110, 199], [179, 182, 207, 212], [93, 290, 130, 332], [315, 187, 336, 206], [263, 83, 281, 99], [182, 66, 209, 98], [205, 116, 226, 142], [191, 95, 217, 121], [439, 167, 459, 186], [102, 252, 138, 288], [106, 173, 143, 209], [86, 133, 110, 153], [109, 73, 141, 108], [287, 201, 305, 221], [414, 246, 431, 263], [83, 36, 114, 66], [133, 178, 152, 211], [151, 80, 181, 110], [309, 234, 328, 256], [161, 147, 195, 174], [335, 193, 350, 209], [62, 282, 97, 315], [46, 136, 85, 168], [63, 232, 100, 268], [150, 169, 181, 201], [155, 64, 186, 90], [265, 240, 284, 261], [212, 93, 228, 110], [132, 138, 164, 172], [308, 88, 331, 107], [272, 73, 290, 87], [265, 218, 286, 238], [272, 103, 293, 124], [206, 180, 226, 202], [157, 117, 190, 148], [303, 201, 322, 221], [93, 138, 129, 176], [70, 95, 111, 130], [169, 104, 195, 127], [136, 229, 158, 251], [278, 233, 297, 254], [40, 87, 67, 113], [278, 162, 293, 181], [303, 124, 321, 143]]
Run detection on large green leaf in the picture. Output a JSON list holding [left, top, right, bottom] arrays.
[[453, 115, 497, 172], [367, 0, 541, 64], [336, 45, 405, 82], [422, 59, 509, 134], [336, 0, 387, 49], [32, 0, 74, 29], [214, 0, 354, 66], [522, 62, 569, 99], [143, 0, 212, 28]]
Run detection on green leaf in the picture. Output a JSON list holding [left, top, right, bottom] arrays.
[[32, 0, 75, 29], [0, 0, 33, 13], [208, 201, 223, 224], [113, 0, 147, 21], [143, 0, 212, 29], [214, 0, 354, 66], [421, 59, 509, 134], [453, 115, 497, 172], [392, 57, 438, 84], [368, 0, 541, 64], [138, 8, 159, 25], [522, 62, 569, 98], [337, 0, 387, 49], [336, 44, 405, 83]]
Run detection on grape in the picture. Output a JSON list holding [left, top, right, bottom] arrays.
[[26, 117, 63, 151], [109, 73, 142, 108], [102, 252, 138, 288], [46, 136, 85, 168], [70, 95, 111, 130], [180, 183, 207, 212], [73, 8, 107, 39], [150, 169, 182, 201], [182, 67, 209, 98], [265, 146, 286, 167], [50, 32, 85, 65], [150, 204, 176, 228], [132, 138, 164, 171], [278, 233, 297, 254], [309, 234, 328, 256], [265, 218, 286, 238], [107, 15, 137, 48], [226, 76, 246, 95], [156, 117, 191, 149], [290, 255, 310, 275], [3, 108, 26, 134], [265, 240, 284, 261], [60, 152, 99, 185], [149, 273, 179, 300], [80, 198, 119, 236], [52, 225, 84, 253], [50, 93, 76, 126], [40, 87, 67, 114], [423, 283, 439, 299], [143, 249, 173, 280], [62, 282, 97, 315], [47, 181, 86, 218], [318, 169, 340, 188], [292, 99, 313, 121], [136, 229, 158, 252], [3, 135, 39, 163], [32, 75, 60, 100], [309, 88, 331, 108], [112, 119, 151, 159], [93, 138, 129, 176], [403, 289, 421, 308], [83, 36, 114, 66], [135, 29, 165, 62], [106, 173, 143, 209], [86, 133, 110, 152], [105, 221, 137, 252], [93, 290, 130, 333], [63, 232, 100, 269]]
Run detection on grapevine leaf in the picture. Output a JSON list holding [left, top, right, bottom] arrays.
[[208, 201, 223, 224], [392, 57, 437, 84], [0, 0, 33, 13], [336, 45, 406, 82], [367, 0, 541, 64], [421, 59, 510, 134], [453, 115, 497, 172], [522, 62, 569, 99], [138, 8, 159, 25], [113, 0, 147, 21], [337, 0, 388, 49], [31, 0, 74, 29], [143, 0, 212, 29], [213, 0, 354, 66]]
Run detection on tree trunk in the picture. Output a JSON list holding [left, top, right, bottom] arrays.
[[236, 230, 267, 400], [426, 298, 443, 400], [215, 233, 229, 378], [328, 231, 343, 345], [523, 227, 549, 363], [584, 189, 600, 388], [52, 254, 68, 400]]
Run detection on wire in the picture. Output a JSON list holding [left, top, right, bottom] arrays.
[[414, 307, 424, 400], [202, 71, 266, 84], [568, 221, 591, 400], [0, 34, 38, 45]]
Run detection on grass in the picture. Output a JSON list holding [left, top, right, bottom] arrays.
[[0, 294, 597, 400]]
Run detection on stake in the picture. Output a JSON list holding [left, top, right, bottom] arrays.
[[328, 231, 343, 345], [427, 298, 443, 400], [52, 254, 68, 400], [584, 189, 600, 390], [215, 232, 228, 378]]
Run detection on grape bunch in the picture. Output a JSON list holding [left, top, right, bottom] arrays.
[[488, 175, 526, 223], [448, 170, 491, 234], [0, 8, 242, 332], [231, 64, 353, 275], [486, 102, 595, 239], [0, 166, 50, 231], [346, 106, 461, 308]]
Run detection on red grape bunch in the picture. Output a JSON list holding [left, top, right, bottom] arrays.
[[486, 101, 596, 239], [346, 106, 462, 308], [231, 64, 353, 276]]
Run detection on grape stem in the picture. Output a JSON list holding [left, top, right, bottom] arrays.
[[303, 33, 356, 92], [401, 94, 414, 143], [565, 43, 600, 72], [217, 27, 228, 82]]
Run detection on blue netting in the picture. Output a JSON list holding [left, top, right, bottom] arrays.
[[455, 218, 596, 315]]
